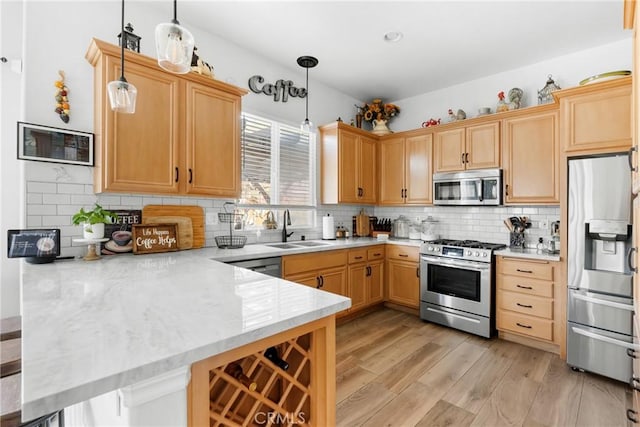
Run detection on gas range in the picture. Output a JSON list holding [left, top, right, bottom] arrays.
[[419, 239, 506, 263]]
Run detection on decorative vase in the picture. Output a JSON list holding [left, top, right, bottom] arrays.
[[371, 119, 392, 136], [83, 223, 105, 240]]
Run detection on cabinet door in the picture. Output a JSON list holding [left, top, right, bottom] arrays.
[[405, 134, 433, 204], [184, 81, 241, 197], [99, 56, 181, 194], [337, 129, 360, 203], [368, 261, 384, 305], [318, 266, 347, 297], [561, 81, 632, 153], [348, 264, 368, 312], [466, 122, 500, 170], [502, 111, 559, 204], [387, 259, 420, 308], [359, 135, 377, 204], [378, 137, 406, 205], [434, 128, 465, 172]]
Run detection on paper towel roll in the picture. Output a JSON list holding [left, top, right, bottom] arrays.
[[322, 215, 336, 240]]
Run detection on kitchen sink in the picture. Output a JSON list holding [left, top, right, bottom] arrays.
[[265, 243, 300, 249], [291, 241, 331, 247]]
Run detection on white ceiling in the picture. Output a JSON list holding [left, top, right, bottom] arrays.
[[173, 1, 630, 101]]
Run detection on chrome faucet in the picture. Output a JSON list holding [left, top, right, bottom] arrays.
[[282, 209, 293, 242]]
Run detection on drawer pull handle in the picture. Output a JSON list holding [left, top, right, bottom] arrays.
[[416, 267, 420, 278], [516, 303, 533, 308], [516, 269, 533, 274], [373, 253, 381, 256], [629, 376, 640, 392], [354, 256, 363, 260], [399, 254, 409, 258], [629, 146, 637, 172], [516, 285, 533, 290], [516, 322, 532, 329], [627, 348, 638, 359], [627, 409, 638, 424], [175, 167, 179, 182]]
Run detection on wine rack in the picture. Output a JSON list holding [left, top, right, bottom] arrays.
[[189, 316, 336, 427]]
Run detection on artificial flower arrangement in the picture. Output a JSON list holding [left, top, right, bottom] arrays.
[[360, 99, 400, 122]]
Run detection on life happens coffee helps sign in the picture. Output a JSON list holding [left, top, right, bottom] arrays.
[[248, 75, 306, 102], [132, 224, 179, 254]]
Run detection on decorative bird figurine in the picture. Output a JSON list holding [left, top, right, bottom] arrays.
[[447, 108, 457, 122]]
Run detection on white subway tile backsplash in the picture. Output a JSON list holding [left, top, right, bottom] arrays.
[[43, 194, 71, 205], [42, 215, 71, 226], [27, 216, 42, 227], [27, 193, 42, 204], [28, 204, 57, 215], [96, 195, 122, 205], [120, 196, 144, 205], [57, 183, 86, 194], [28, 182, 57, 193], [70, 195, 98, 206]]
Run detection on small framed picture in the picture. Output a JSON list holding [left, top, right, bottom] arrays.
[[17, 121, 94, 166]]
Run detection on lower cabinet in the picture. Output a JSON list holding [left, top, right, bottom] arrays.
[[386, 245, 420, 309], [283, 250, 348, 316], [496, 256, 559, 351], [347, 246, 385, 313]]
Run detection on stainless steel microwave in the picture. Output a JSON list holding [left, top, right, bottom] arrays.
[[433, 169, 502, 206]]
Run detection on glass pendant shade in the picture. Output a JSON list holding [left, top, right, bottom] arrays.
[[300, 118, 313, 132], [297, 55, 318, 133], [155, 22, 194, 74], [107, 79, 137, 114]]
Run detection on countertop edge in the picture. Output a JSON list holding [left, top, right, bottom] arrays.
[[494, 247, 561, 262]]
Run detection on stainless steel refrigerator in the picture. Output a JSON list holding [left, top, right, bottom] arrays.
[[567, 153, 634, 382]]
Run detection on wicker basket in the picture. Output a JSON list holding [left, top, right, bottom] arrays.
[[215, 235, 247, 249]]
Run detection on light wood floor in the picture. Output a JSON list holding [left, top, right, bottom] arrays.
[[335, 308, 630, 427]]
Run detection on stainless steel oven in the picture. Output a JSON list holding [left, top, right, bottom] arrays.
[[419, 239, 504, 338]]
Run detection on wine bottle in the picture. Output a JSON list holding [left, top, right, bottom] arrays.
[[264, 346, 289, 371], [224, 362, 257, 391]]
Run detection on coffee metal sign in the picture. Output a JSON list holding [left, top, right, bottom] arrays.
[[132, 223, 179, 254], [248, 75, 307, 102]]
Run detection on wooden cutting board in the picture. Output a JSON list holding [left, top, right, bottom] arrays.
[[356, 209, 370, 237], [143, 216, 193, 249], [142, 205, 204, 248]]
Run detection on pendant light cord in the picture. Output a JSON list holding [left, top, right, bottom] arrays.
[[305, 68, 309, 121], [119, 0, 127, 83], [172, 0, 179, 24]]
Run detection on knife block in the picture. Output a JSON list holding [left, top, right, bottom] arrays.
[[509, 232, 525, 248]]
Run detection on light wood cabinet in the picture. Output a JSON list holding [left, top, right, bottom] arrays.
[[434, 122, 500, 172], [379, 133, 433, 205], [496, 256, 560, 352], [555, 76, 632, 154], [347, 246, 385, 314], [283, 250, 348, 298], [320, 122, 377, 204], [502, 107, 559, 204], [386, 245, 420, 309], [86, 38, 246, 197]]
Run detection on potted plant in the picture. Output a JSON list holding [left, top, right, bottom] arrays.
[[72, 203, 116, 239]]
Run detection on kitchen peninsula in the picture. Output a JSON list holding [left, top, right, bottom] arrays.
[[20, 249, 350, 426]]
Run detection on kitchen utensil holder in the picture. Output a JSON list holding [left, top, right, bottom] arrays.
[[510, 231, 525, 248], [216, 202, 246, 249]]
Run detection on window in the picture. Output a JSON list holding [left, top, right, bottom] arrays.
[[238, 113, 315, 229]]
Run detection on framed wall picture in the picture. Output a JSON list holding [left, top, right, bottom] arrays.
[[17, 121, 94, 166]]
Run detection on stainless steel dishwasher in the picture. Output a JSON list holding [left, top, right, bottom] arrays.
[[225, 257, 282, 278]]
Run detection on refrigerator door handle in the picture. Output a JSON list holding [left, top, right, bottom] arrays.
[[571, 326, 640, 350], [628, 247, 637, 273], [571, 292, 634, 311]]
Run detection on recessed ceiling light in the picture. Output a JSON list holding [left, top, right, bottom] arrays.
[[383, 31, 403, 43]]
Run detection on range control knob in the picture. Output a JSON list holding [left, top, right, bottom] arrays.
[[427, 246, 433, 251], [466, 250, 472, 256], [482, 252, 488, 257], [436, 247, 440, 252], [474, 251, 480, 257]]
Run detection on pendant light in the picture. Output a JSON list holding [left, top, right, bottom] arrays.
[[297, 55, 318, 132], [107, 0, 137, 114], [155, 0, 195, 74]]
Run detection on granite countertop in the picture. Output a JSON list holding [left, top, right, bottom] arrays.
[[21, 249, 351, 420], [494, 247, 561, 262]]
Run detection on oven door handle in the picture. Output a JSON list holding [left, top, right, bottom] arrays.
[[420, 255, 490, 271]]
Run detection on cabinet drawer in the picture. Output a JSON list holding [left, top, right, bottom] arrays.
[[499, 257, 553, 281], [367, 246, 385, 261], [498, 290, 553, 319], [386, 245, 419, 262], [497, 309, 553, 341], [348, 249, 367, 264], [283, 250, 347, 276], [498, 274, 553, 298]]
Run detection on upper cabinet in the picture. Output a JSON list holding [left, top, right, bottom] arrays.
[[85, 39, 247, 197], [502, 106, 559, 204], [379, 133, 433, 205], [434, 122, 500, 172], [320, 122, 377, 204], [554, 76, 632, 155]]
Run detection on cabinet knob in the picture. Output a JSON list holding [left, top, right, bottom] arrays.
[[627, 409, 638, 423]]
